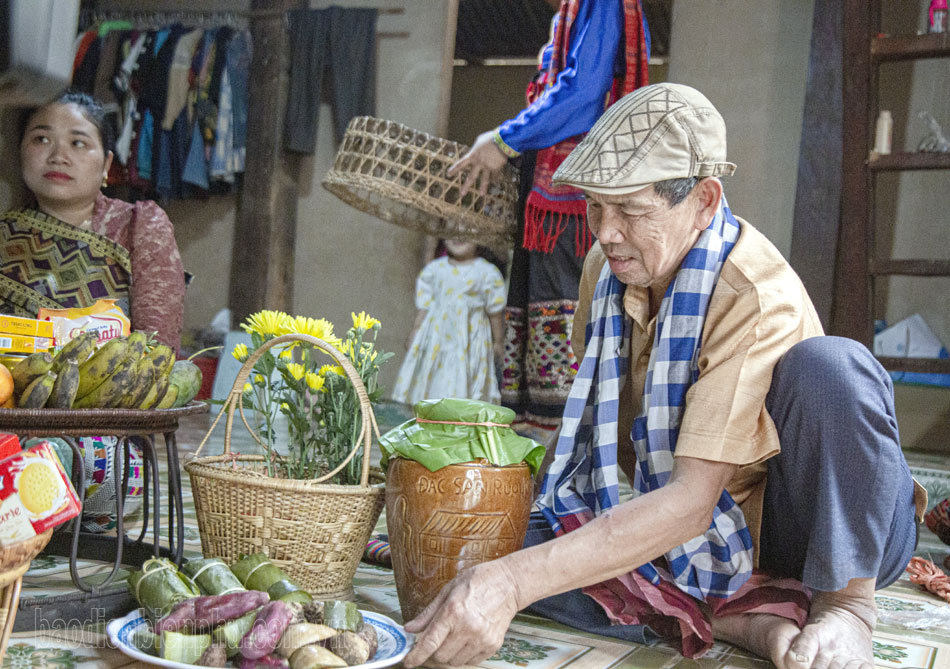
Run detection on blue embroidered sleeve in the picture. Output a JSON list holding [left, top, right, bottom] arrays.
[[496, 0, 630, 153]]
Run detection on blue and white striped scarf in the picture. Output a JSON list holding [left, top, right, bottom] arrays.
[[537, 196, 752, 601]]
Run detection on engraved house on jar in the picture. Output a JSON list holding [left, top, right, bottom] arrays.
[[420, 510, 520, 579]]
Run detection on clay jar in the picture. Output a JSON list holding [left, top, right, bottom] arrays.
[[385, 457, 533, 621]]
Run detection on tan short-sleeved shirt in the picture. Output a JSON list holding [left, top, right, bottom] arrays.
[[573, 218, 824, 556]]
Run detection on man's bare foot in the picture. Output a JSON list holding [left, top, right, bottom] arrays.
[[712, 611, 801, 662], [712, 577, 877, 669]]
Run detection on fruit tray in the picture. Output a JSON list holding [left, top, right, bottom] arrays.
[[0, 400, 208, 435]]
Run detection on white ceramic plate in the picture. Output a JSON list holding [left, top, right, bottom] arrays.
[[107, 608, 413, 668]]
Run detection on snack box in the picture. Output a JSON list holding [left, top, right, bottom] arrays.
[[0, 435, 81, 546], [39, 299, 130, 347], [0, 333, 53, 355], [0, 315, 54, 339]]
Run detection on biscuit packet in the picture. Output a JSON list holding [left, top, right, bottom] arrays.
[[0, 434, 81, 546], [38, 299, 131, 348]]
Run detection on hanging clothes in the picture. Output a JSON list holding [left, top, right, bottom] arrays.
[[211, 28, 252, 180], [283, 7, 378, 154], [70, 19, 251, 200]]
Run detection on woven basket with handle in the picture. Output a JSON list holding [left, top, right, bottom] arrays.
[[0, 529, 52, 660], [184, 334, 385, 600], [322, 116, 520, 247]]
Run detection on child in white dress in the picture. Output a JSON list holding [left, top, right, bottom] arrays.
[[391, 239, 506, 405]]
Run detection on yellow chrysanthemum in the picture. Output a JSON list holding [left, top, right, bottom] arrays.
[[287, 316, 342, 347], [241, 310, 292, 337], [232, 343, 249, 362], [280, 402, 290, 411], [278, 349, 294, 360], [351, 311, 381, 332], [242, 383, 253, 394], [319, 364, 345, 377], [254, 374, 266, 385], [305, 371, 325, 392], [285, 362, 305, 380], [337, 339, 358, 360]]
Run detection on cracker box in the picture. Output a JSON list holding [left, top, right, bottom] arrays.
[[0, 315, 53, 339], [0, 436, 81, 546], [0, 334, 53, 355]]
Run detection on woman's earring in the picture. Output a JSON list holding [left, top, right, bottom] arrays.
[[102, 175, 108, 189]]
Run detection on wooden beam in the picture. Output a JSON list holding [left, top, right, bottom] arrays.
[[789, 0, 843, 330], [872, 32, 950, 62], [228, 0, 304, 325], [831, 0, 874, 344], [437, 0, 459, 137]]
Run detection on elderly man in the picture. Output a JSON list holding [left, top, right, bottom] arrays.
[[403, 83, 925, 669]]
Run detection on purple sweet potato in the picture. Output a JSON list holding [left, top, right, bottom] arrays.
[[154, 599, 197, 633], [193, 591, 270, 630], [196, 642, 228, 667], [155, 591, 270, 633], [239, 654, 289, 669], [239, 600, 295, 660]]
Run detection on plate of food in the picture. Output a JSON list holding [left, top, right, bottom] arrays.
[[112, 554, 413, 669], [107, 607, 412, 669]]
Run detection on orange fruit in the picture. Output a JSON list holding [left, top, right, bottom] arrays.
[[0, 396, 14, 409], [0, 365, 13, 406]]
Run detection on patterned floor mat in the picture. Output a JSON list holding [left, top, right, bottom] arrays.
[[6, 410, 950, 668]]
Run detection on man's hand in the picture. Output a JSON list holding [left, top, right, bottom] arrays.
[[403, 560, 521, 667], [448, 130, 509, 198]]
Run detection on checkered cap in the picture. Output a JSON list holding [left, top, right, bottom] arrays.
[[553, 83, 736, 194]]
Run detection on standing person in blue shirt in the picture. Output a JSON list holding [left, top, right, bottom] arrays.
[[449, 0, 651, 442]]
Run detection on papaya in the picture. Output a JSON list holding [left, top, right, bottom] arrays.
[[46, 360, 80, 408], [167, 360, 203, 408]]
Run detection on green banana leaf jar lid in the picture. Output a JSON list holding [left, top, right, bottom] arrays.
[[378, 398, 545, 474]]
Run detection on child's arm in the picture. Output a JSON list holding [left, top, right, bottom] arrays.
[[406, 308, 428, 349], [489, 310, 505, 361]]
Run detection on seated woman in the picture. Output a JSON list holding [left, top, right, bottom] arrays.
[[0, 91, 186, 532], [1, 90, 185, 349]]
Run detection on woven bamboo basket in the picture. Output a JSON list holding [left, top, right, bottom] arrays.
[[185, 334, 385, 600], [322, 116, 520, 247], [0, 529, 52, 660]]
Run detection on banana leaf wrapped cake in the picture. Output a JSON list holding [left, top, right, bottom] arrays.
[[231, 553, 313, 605], [127, 557, 201, 622], [182, 557, 246, 596]]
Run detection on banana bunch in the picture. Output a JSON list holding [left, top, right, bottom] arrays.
[[11, 331, 203, 410]]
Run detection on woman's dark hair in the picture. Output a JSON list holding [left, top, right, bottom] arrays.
[[20, 89, 115, 155]]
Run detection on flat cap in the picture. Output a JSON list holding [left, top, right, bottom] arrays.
[[553, 83, 736, 194]]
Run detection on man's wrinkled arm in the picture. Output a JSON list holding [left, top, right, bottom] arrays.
[[404, 455, 736, 667], [509, 455, 737, 605]]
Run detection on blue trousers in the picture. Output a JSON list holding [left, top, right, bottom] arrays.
[[523, 336, 918, 642]]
